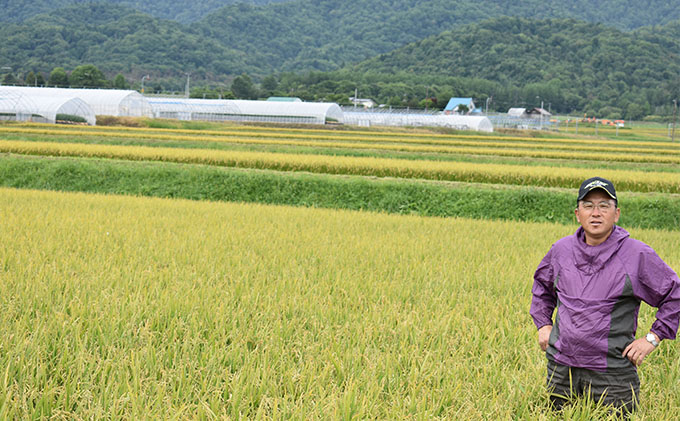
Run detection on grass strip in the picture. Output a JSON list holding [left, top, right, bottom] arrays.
[[2, 139, 679, 193], [1, 154, 678, 230]]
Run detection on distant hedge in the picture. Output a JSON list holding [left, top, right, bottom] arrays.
[[1, 155, 678, 231]]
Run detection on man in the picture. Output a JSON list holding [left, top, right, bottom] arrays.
[[530, 176, 680, 413]]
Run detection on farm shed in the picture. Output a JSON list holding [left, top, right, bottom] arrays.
[[147, 98, 242, 121], [527, 107, 551, 117], [343, 110, 493, 132], [225, 100, 344, 124], [0, 89, 96, 125], [0, 86, 152, 117], [507, 108, 528, 117], [444, 97, 476, 114]]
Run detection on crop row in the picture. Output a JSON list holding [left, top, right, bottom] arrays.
[[3, 127, 680, 165], [4, 124, 679, 150], [3, 154, 679, 230], [2, 139, 679, 193]]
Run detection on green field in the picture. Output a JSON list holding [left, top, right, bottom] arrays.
[[1, 120, 679, 419]]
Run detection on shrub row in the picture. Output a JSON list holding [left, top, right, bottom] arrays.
[[1, 155, 678, 230], [2, 140, 679, 193]]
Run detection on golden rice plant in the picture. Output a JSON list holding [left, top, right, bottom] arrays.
[[3, 125, 680, 153], [1, 139, 679, 193], [1, 188, 678, 419]]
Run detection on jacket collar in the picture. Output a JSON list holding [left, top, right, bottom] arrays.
[[572, 225, 630, 274]]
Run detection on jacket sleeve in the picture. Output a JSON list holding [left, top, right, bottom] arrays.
[[530, 246, 557, 330], [635, 246, 680, 341]]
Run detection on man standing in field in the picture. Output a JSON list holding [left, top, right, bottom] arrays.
[[530, 177, 680, 413]]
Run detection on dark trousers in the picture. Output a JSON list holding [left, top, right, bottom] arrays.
[[546, 359, 640, 414]]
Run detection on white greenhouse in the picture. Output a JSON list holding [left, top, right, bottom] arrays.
[[147, 98, 343, 125], [147, 98, 242, 121], [0, 87, 152, 117], [0, 89, 96, 125], [226, 100, 343, 124], [343, 110, 494, 132]]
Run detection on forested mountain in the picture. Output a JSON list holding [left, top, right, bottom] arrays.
[[198, 0, 680, 73], [342, 17, 680, 116], [0, 0, 290, 24], [0, 4, 259, 81], [2, 1, 680, 118], [3, 0, 680, 79], [4, 0, 680, 75]]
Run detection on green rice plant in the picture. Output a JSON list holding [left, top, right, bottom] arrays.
[[2, 139, 679, 193], [2, 155, 680, 231]]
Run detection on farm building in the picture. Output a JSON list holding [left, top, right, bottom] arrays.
[[0, 86, 152, 117], [349, 97, 377, 109], [0, 89, 96, 125], [507, 108, 528, 117], [444, 98, 476, 114], [526, 107, 551, 118], [507, 107, 552, 118]]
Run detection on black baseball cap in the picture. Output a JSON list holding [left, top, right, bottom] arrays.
[[577, 177, 617, 203]]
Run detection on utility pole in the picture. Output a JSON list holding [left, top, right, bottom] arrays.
[[673, 99, 678, 142], [185, 73, 191, 98], [141, 75, 149, 94]]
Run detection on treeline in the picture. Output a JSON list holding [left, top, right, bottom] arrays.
[[2, 64, 132, 90]]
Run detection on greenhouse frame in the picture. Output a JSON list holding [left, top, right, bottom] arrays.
[[226, 100, 344, 125], [343, 110, 494, 132], [0, 87, 152, 117], [147, 98, 242, 121], [0, 89, 96, 125], [146, 98, 343, 125]]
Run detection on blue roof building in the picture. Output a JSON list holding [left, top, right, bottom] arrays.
[[444, 97, 476, 114]]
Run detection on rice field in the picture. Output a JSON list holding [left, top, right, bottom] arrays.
[[2, 188, 679, 419], [1, 121, 679, 419]]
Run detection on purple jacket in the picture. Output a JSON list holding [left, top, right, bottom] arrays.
[[530, 225, 680, 371]]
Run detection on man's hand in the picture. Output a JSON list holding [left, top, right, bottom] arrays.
[[538, 325, 552, 351], [622, 334, 658, 366]]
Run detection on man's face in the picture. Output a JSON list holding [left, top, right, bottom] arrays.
[[575, 189, 620, 245]]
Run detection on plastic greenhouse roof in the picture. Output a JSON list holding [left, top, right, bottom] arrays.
[[0, 89, 96, 125], [147, 97, 241, 114], [0, 87, 152, 117], [343, 111, 493, 132], [227, 100, 344, 123]]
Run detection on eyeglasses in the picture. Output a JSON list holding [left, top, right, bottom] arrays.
[[580, 201, 615, 212]]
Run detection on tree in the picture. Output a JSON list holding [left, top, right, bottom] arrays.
[[2, 73, 20, 86], [113, 74, 129, 89], [231, 74, 258, 99], [25, 71, 37, 86], [48, 67, 69, 87], [261, 74, 278, 92], [70, 64, 108, 88], [35, 72, 46, 86]]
